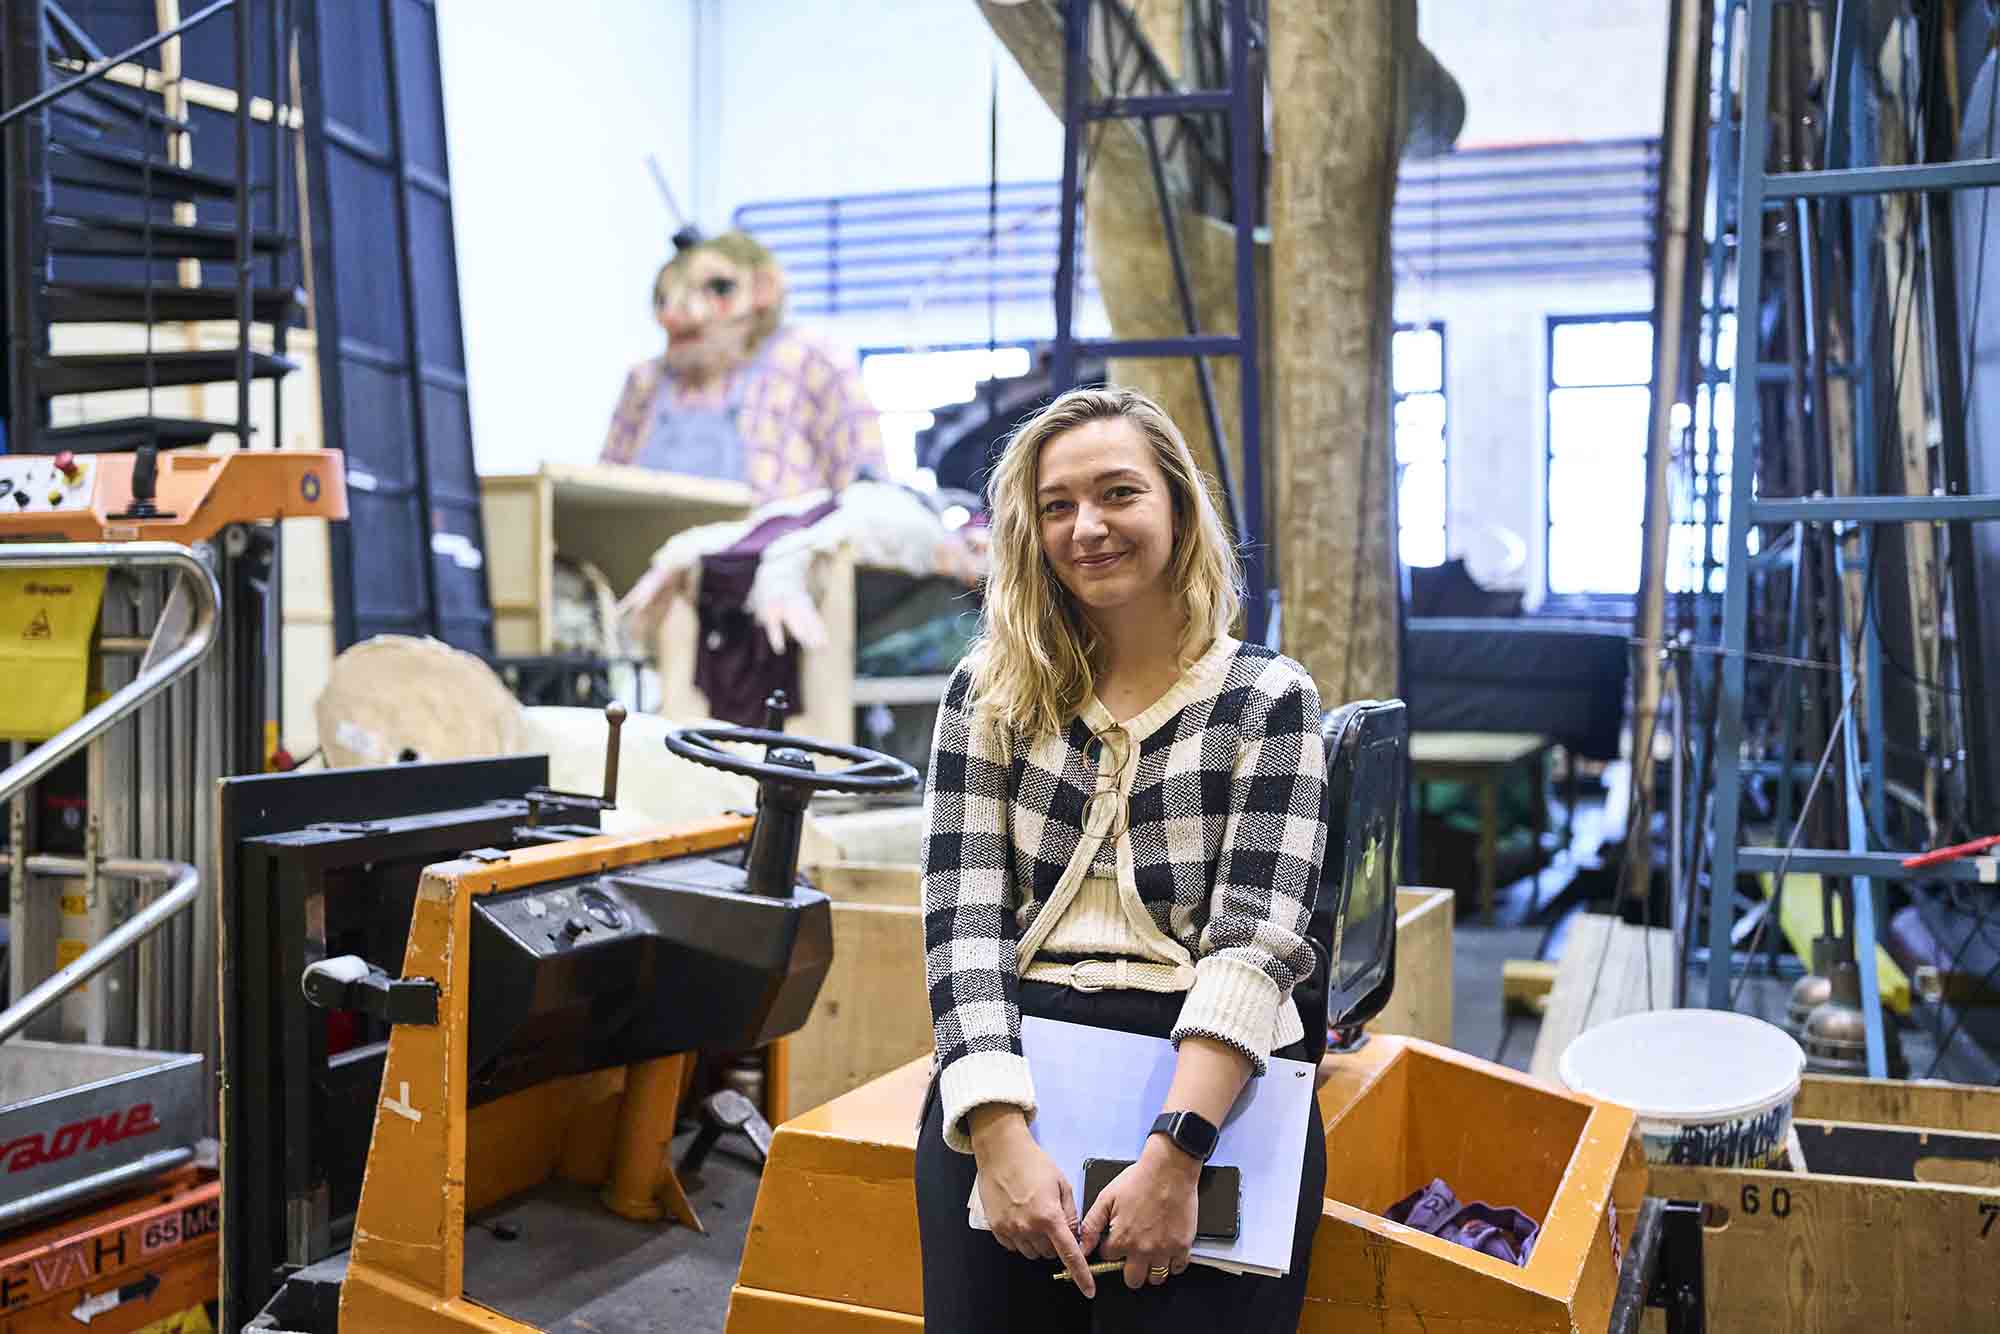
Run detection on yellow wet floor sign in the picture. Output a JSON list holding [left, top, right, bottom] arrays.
[[0, 566, 107, 740]]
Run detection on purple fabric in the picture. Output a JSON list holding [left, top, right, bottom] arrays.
[[693, 499, 840, 726], [1385, 1178, 1541, 1268]]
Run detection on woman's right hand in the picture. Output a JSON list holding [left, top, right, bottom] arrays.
[[969, 1107, 1096, 1296]]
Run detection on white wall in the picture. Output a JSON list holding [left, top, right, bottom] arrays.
[[1418, 0, 1670, 147], [705, 0, 1107, 354], [437, 0, 696, 475]]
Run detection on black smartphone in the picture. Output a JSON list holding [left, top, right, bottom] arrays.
[[1079, 1157, 1241, 1241]]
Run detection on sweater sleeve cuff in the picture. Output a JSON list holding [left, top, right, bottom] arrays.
[[1172, 955, 1284, 1074], [938, 1050, 1037, 1154]]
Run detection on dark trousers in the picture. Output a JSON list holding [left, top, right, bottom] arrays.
[[915, 982, 1326, 1333]]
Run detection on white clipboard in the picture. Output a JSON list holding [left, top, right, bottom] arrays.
[[966, 1014, 1317, 1277]]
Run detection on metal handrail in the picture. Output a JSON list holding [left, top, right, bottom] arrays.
[[0, 543, 220, 807], [0, 855, 197, 1044], [0, 0, 234, 132]]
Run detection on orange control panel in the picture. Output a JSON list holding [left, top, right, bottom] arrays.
[[0, 448, 347, 543]]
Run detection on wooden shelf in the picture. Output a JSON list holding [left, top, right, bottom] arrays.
[[480, 463, 753, 656]]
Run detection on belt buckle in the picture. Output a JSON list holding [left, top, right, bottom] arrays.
[[1069, 960, 1107, 993]]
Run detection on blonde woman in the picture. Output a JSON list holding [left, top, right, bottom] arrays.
[[915, 387, 1328, 1330]]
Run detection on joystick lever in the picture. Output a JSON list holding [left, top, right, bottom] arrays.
[[114, 444, 170, 520], [601, 701, 627, 806], [522, 700, 629, 827]]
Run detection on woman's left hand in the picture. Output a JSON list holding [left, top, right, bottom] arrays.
[[1077, 1138, 1199, 1289]]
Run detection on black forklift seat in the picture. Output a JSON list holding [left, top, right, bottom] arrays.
[[1293, 699, 1410, 1063]]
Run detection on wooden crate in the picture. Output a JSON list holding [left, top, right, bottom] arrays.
[[727, 1036, 1643, 1333], [1648, 1074, 2000, 1332], [788, 863, 930, 1118], [478, 462, 752, 658]]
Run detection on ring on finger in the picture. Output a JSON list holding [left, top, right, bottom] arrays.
[[1147, 1264, 1170, 1284]]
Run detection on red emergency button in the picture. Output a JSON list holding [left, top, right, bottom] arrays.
[[53, 451, 81, 484]]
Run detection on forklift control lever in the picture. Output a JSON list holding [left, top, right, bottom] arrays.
[[302, 954, 440, 1026]]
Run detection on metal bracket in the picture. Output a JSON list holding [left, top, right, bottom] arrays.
[[300, 955, 439, 1027]]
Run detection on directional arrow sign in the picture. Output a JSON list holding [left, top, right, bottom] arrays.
[[69, 1271, 159, 1324]]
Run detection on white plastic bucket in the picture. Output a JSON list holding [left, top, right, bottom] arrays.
[[1558, 1009, 1805, 1169]]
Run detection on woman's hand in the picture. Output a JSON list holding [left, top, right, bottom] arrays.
[[1078, 1137, 1199, 1289], [969, 1107, 1097, 1295]]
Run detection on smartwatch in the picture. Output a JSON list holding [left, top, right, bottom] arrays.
[[1150, 1110, 1220, 1163]]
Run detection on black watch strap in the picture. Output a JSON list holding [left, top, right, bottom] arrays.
[[1150, 1110, 1220, 1162]]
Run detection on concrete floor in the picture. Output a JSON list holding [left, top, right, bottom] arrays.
[[463, 1135, 768, 1333]]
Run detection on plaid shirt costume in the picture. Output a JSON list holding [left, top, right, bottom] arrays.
[[599, 326, 886, 504], [922, 636, 1329, 1152]]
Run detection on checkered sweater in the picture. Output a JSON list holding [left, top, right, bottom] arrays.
[[922, 636, 1328, 1152]]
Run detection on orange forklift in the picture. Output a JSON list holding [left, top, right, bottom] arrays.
[[217, 704, 917, 1331]]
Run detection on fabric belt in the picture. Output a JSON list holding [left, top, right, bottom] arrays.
[[1020, 958, 1196, 995]]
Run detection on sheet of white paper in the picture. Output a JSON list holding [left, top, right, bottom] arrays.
[[965, 1015, 1316, 1277]]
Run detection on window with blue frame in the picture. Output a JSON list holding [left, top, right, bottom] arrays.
[[1393, 325, 1448, 569], [1545, 315, 1654, 596], [858, 344, 1036, 482]]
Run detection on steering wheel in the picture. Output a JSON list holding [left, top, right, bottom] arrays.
[[663, 725, 919, 796]]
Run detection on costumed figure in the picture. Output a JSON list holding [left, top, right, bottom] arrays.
[[601, 227, 887, 502]]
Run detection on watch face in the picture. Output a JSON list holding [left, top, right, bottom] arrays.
[[1179, 1113, 1219, 1158]]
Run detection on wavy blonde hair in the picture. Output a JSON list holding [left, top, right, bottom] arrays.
[[968, 386, 1241, 740]]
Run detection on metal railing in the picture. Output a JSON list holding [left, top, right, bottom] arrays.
[[736, 138, 1662, 320], [0, 543, 221, 806], [0, 856, 198, 1044]]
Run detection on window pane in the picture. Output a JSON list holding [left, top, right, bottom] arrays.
[[1393, 328, 1443, 394], [1552, 319, 1653, 387], [1401, 524, 1445, 568], [859, 345, 1035, 480], [1395, 393, 1446, 464], [1548, 454, 1644, 525], [1549, 385, 1651, 456], [1399, 459, 1445, 529], [1548, 520, 1641, 595], [1710, 312, 1737, 372]]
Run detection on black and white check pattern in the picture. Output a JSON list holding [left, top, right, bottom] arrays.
[[921, 641, 1328, 1149]]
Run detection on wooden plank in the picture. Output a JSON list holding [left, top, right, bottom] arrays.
[[1651, 1162, 2000, 1331], [785, 901, 930, 1117], [811, 807, 925, 865], [1503, 959, 1559, 1014], [480, 478, 546, 656], [1529, 916, 1675, 1083], [1368, 888, 1454, 1045], [803, 862, 921, 907], [1795, 1072, 2000, 1135]]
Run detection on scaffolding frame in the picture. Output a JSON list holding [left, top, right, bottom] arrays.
[[1047, 0, 1272, 640], [1702, 0, 2000, 1076]]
